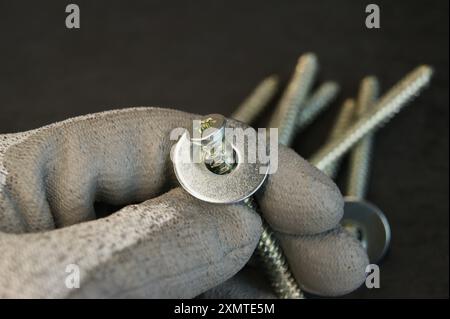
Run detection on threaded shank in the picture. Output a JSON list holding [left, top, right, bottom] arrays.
[[244, 198, 304, 299], [322, 98, 356, 178], [270, 53, 318, 145], [258, 224, 304, 298], [296, 81, 340, 133], [346, 76, 379, 198], [231, 75, 279, 124], [311, 65, 433, 171]]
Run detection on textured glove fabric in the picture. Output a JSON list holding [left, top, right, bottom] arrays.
[[0, 107, 368, 298]]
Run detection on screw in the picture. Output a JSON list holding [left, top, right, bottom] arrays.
[[310, 67, 432, 263], [295, 81, 340, 133], [310, 65, 433, 171], [256, 61, 341, 298], [269, 53, 318, 145], [346, 76, 379, 198], [228, 56, 320, 298], [321, 98, 357, 178], [254, 53, 323, 298], [231, 75, 280, 124], [188, 114, 302, 298]]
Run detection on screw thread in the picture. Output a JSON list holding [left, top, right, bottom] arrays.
[[205, 114, 303, 298], [235, 59, 313, 298], [256, 53, 318, 298], [258, 53, 317, 299], [200, 116, 236, 175], [346, 76, 379, 198], [295, 81, 340, 133], [256, 54, 325, 298], [310, 65, 433, 171], [322, 98, 356, 178], [231, 75, 279, 124], [244, 198, 304, 299], [269, 53, 318, 145]]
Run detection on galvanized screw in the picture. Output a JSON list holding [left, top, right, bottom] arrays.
[[231, 75, 280, 124], [269, 53, 318, 145], [310, 65, 433, 170], [227, 55, 320, 298], [346, 76, 379, 197], [230, 54, 321, 298], [295, 81, 340, 133], [321, 98, 356, 178], [227, 54, 318, 299], [310, 66, 433, 262], [193, 113, 303, 298], [233, 54, 320, 299], [340, 76, 391, 263], [252, 53, 324, 298]]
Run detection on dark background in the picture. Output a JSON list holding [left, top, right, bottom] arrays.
[[0, 0, 448, 298]]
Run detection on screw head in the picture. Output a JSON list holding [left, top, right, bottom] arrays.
[[190, 114, 226, 147], [342, 197, 391, 263]]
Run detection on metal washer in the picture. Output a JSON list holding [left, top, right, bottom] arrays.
[[172, 119, 269, 204]]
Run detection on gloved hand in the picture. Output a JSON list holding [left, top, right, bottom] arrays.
[[0, 107, 368, 298]]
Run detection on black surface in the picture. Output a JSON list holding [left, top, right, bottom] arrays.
[[0, 0, 448, 298]]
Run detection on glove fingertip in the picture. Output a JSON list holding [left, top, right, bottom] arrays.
[[257, 146, 344, 235], [279, 227, 369, 297]]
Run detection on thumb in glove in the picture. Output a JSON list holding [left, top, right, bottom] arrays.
[[0, 108, 261, 298]]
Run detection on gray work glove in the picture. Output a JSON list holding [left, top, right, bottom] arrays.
[[0, 107, 368, 298]]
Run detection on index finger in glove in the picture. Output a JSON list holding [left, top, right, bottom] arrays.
[[256, 146, 344, 235], [0, 188, 261, 298]]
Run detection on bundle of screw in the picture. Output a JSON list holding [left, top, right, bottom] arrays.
[[232, 53, 433, 298]]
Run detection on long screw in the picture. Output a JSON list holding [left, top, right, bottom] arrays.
[[322, 98, 357, 178], [201, 115, 303, 298], [347, 76, 379, 198], [228, 55, 319, 298], [251, 53, 321, 298], [269, 53, 318, 145], [339, 76, 392, 261], [341, 76, 390, 263], [295, 81, 340, 133], [231, 75, 280, 124], [310, 65, 433, 170]]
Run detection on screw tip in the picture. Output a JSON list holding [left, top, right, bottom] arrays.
[[417, 64, 434, 77], [296, 52, 319, 70], [266, 74, 280, 86]]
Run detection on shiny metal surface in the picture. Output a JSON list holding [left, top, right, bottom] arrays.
[[310, 65, 433, 171], [173, 115, 269, 204]]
